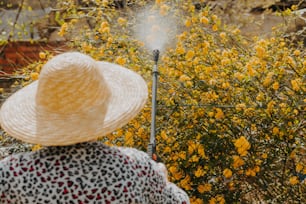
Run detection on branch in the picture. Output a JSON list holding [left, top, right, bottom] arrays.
[[7, 0, 25, 42]]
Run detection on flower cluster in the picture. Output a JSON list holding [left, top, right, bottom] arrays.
[[234, 136, 251, 156]]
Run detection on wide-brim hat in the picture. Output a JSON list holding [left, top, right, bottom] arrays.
[[0, 52, 148, 146]]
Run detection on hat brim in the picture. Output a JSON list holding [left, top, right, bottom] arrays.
[[0, 62, 148, 146]]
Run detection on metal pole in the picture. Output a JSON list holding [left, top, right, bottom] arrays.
[[148, 49, 159, 160]]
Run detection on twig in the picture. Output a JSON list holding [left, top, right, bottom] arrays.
[[7, 0, 25, 42]]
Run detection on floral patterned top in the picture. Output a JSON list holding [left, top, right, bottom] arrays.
[[0, 142, 189, 204]]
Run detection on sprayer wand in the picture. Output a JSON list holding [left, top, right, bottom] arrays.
[[148, 49, 160, 161]]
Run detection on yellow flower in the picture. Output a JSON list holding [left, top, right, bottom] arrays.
[[198, 145, 206, 158], [0, 88, 4, 94], [100, 27, 110, 34], [164, 146, 172, 153], [39, 52, 46, 59], [58, 23, 68, 36], [223, 168, 232, 179], [185, 50, 195, 61], [209, 198, 216, 204], [280, 41, 286, 47], [125, 131, 134, 146], [272, 127, 279, 135], [178, 151, 186, 160], [263, 73, 273, 87], [194, 166, 205, 177], [179, 74, 191, 82], [180, 175, 192, 190], [255, 45, 266, 58], [211, 15, 218, 22], [267, 100, 276, 114], [32, 144, 42, 151], [221, 82, 230, 89], [291, 79, 300, 91], [191, 197, 204, 204], [289, 176, 299, 185], [185, 18, 192, 27], [188, 141, 197, 155], [207, 90, 219, 101], [291, 5, 298, 10], [176, 46, 185, 55], [35, 64, 42, 73], [221, 58, 230, 66], [296, 163, 303, 173], [169, 164, 183, 180], [234, 136, 251, 156], [272, 82, 279, 90], [200, 16, 209, 24], [216, 195, 225, 204], [173, 170, 183, 180], [287, 56, 296, 67], [293, 49, 301, 56], [81, 42, 93, 52], [219, 32, 226, 39], [190, 155, 199, 162], [201, 10, 209, 17], [185, 80, 193, 88], [234, 72, 244, 81], [212, 24, 218, 31], [246, 63, 256, 76], [244, 108, 255, 117], [30, 72, 39, 81], [101, 0, 110, 7], [188, 4, 195, 13], [100, 21, 109, 29], [115, 56, 127, 65], [99, 21, 110, 33], [208, 111, 214, 118], [232, 155, 245, 168], [227, 181, 235, 191], [70, 19, 78, 24], [215, 108, 224, 120], [160, 130, 168, 140], [261, 153, 268, 159], [197, 183, 212, 193], [169, 166, 177, 175], [232, 28, 240, 35], [117, 17, 127, 26], [245, 168, 256, 176], [235, 103, 246, 112], [254, 166, 260, 172], [202, 40, 210, 48]]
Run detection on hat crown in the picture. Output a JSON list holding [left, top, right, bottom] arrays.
[[36, 52, 110, 114]]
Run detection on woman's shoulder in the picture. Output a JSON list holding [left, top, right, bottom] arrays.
[[0, 151, 33, 166]]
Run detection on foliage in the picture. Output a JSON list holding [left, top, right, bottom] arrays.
[[3, 0, 306, 203]]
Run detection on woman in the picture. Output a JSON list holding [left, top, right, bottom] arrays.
[[0, 52, 189, 204]]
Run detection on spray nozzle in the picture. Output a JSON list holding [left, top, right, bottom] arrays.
[[153, 49, 160, 64]]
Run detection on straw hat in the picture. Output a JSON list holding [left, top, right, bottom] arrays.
[[0, 52, 148, 146]]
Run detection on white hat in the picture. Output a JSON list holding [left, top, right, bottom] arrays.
[[0, 52, 148, 146]]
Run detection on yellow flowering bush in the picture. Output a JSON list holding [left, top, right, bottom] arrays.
[[3, 0, 305, 203]]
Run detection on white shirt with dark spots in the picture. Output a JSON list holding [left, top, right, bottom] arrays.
[[0, 142, 190, 204]]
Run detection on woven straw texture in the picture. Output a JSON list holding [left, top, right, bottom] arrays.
[[0, 52, 148, 146]]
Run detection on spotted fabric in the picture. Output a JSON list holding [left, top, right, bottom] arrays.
[[0, 142, 189, 204]]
